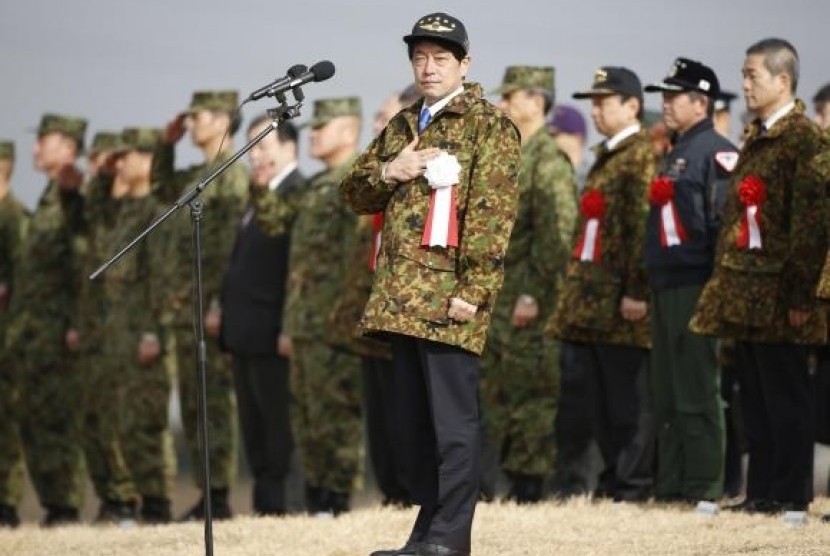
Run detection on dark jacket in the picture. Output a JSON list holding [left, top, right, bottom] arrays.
[[645, 118, 738, 290], [220, 168, 304, 355]]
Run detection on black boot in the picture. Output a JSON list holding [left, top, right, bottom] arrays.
[[0, 504, 20, 528], [179, 489, 232, 521], [42, 505, 80, 527], [328, 490, 350, 516], [507, 473, 544, 504], [305, 483, 325, 515], [141, 496, 172, 524]]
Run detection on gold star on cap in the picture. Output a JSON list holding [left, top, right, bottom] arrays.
[[594, 69, 608, 84]]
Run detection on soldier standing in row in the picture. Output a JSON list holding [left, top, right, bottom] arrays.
[[221, 116, 305, 516], [691, 38, 829, 515], [278, 98, 363, 516], [547, 68, 656, 502], [342, 12, 520, 556], [0, 141, 29, 528], [481, 65, 577, 503], [6, 114, 88, 525], [643, 58, 738, 503], [82, 131, 120, 195], [152, 91, 249, 519]]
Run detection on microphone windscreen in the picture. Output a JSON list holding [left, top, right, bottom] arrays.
[[310, 60, 335, 82], [287, 64, 308, 78]]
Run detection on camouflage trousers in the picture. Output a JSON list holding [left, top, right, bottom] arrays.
[[480, 331, 560, 477], [173, 325, 237, 490], [0, 350, 25, 507], [16, 342, 86, 509], [291, 339, 362, 493]]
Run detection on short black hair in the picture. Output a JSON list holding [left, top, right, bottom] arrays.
[[407, 39, 466, 62], [813, 83, 830, 108], [247, 113, 298, 144], [619, 94, 644, 121], [746, 37, 799, 93]]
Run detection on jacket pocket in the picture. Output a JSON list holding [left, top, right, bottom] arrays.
[[558, 262, 621, 332], [395, 245, 457, 325], [719, 253, 782, 327]]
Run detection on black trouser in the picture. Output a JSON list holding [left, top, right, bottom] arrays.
[[735, 341, 814, 505], [362, 355, 409, 504], [813, 345, 830, 445], [569, 341, 652, 499], [232, 353, 293, 514], [391, 334, 480, 554]]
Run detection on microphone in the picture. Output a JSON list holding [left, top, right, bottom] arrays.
[[247, 64, 308, 102], [246, 61, 336, 102]]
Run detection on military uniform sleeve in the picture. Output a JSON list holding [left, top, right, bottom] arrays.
[[620, 148, 654, 301], [524, 150, 577, 308], [453, 116, 520, 307], [782, 145, 830, 309], [151, 142, 187, 204], [340, 127, 403, 214]]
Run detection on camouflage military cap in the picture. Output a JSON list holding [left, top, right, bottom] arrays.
[[304, 97, 362, 128], [35, 113, 88, 146], [0, 141, 14, 160], [491, 66, 555, 96], [184, 90, 239, 114], [116, 127, 163, 153], [89, 131, 121, 155]]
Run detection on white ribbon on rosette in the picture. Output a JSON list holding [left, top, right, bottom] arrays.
[[746, 205, 762, 249], [421, 152, 461, 248]]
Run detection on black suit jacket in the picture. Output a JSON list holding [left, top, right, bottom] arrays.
[[220, 168, 304, 355]]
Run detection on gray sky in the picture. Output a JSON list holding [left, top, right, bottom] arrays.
[[3, 0, 827, 208]]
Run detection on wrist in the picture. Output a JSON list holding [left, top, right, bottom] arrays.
[[381, 162, 396, 184]]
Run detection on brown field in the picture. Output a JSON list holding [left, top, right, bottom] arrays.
[[3, 496, 830, 556]]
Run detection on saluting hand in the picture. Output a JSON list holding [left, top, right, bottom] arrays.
[[382, 137, 442, 184], [164, 113, 187, 144]]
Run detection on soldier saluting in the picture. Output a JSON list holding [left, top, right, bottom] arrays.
[[341, 12, 520, 556]]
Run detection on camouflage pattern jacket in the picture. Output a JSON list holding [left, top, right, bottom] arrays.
[[0, 192, 30, 343], [547, 129, 655, 348], [488, 126, 577, 345], [151, 144, 249, 325], [690, 101, 829, 344], [340, 83, 520, 355], [6, 181, 85, 362], [282, 155, 360, 341]]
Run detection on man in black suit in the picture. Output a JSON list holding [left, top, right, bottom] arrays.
[[220, 115, 305, 516]]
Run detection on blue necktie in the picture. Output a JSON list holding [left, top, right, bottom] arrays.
[[418, 107, 431, 134]]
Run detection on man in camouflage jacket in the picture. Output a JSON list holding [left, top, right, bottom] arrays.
[[341, 13, 519, 556], [480, 65, 577, 504], [690, 38, 829, 514], [547, 67, 656, 502]]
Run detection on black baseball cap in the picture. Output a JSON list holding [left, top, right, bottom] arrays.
[[403, 12, 469, 56], [572, 66, 643, 105], [645, 57, 720, 99]]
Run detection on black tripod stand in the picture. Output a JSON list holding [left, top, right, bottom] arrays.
[[91, 94, 304, 556]]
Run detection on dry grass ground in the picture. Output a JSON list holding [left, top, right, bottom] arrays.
[[3, 496, 830, 556]]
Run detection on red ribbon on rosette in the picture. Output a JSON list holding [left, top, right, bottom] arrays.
[[368, 212, 383, 270], [573, 189, 606, 262], [421, 152, 461, 248], [648, 176, 687, 247], [736, 175, 766, 250]]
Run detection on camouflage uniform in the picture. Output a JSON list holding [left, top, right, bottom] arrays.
[[81, 132, 120, 196], [6, 114, 88, 521], [690, 100, 828, 508], [342, 74, 520, 554], [276, 97, 363, 513], [0, 141, 29, 525], [480, 66, 578, 500], [151, 92, 248, 507], [548, 68, 656, 500]]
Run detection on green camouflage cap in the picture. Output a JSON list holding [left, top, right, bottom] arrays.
[[0, 141, 14, 160], [116, 127, 164, 153], [304, 97, 362, 128], [491, 65, 555, 96], [89, 131, 121, 155], [184, 90, 239, 114], [35, 113, 88, 147]]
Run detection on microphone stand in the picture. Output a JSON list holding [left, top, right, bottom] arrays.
[[90, 92, 304, 556]]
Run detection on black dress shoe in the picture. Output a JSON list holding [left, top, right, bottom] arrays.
[[723, 498, 764, 514], [0, 504, 20, 528], [417, 543, 470, 556], [42, 505, 80, 527], [370, 542, 421, 556], [821, 514, 830, 523]]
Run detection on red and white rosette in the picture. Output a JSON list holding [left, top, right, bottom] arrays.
[[736, 175, 766, 250], [573, 189, 606, 262], [369, 212, 383, 271], [421, 152, 460, 248], [648, 176, 687, 247]]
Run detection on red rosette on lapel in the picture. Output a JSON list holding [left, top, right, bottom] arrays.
[[648, 176, 687, 247], [573, 188, 606, 262]]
